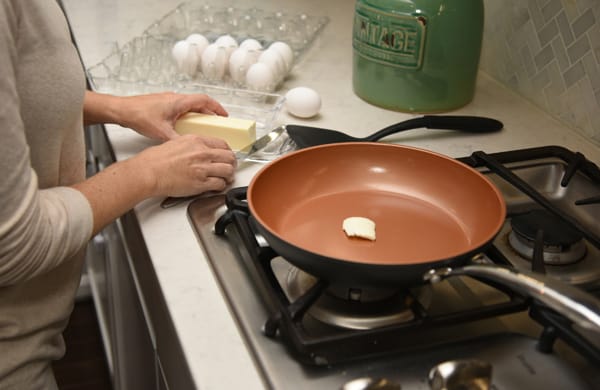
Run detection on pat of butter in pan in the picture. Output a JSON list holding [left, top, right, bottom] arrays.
[[342, 217, 376, 241], [174, 113, 256, 150]]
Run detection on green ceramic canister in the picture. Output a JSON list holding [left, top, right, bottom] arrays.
[[352, 0, 484, 112]]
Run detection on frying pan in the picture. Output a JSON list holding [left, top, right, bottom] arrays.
[[247, 142, 600, 331], [248, 142, 505, 287]]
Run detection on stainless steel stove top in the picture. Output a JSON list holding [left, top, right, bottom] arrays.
[[188, 146, 600, 389], [479, 149, 600, 286]]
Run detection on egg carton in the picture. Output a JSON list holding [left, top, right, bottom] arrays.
[[86, 3, 328, 89], [143, 2, 329, 85], [86, 2, 328, 120]]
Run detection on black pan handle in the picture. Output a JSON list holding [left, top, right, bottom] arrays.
[[364, 115, 503, 142]]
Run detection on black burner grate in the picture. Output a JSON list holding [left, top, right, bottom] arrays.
[[215, 188, 527, 365]]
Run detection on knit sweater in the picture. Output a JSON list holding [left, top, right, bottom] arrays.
[[0, 0, 94, 387]]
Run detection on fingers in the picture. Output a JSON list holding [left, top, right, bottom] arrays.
[[184, 161, 234, 195], [182, 135, 237, 188], [186, 135, 237, 170], [158, 123, 181, 141], [202, 148, 237, 172], [199, 135, 233, 151], [179, 94, 228, 117], [180, 134, 235, 160], [200, 176, 230, 193], [204, 161, 236, 184], [140, 130, 238, 198]]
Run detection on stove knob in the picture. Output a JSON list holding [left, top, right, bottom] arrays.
[[428, 359, 492, 390]]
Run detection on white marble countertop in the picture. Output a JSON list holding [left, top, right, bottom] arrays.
[[61, 1, 600, 389]]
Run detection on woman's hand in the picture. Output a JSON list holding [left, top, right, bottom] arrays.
[[73, 134, 236, 235], [83, 91, 229, 141], [119, 92, 229, 141], [136, 134, 237, 197], [79, 91, 238, 235]]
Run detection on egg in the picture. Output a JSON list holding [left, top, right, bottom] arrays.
[[246, 62, 275, 92], [285, 87, 322, 118], [239, 38, 263, 51], [186, 33, 209, 57], [258, 48, 287, 82], [172, 40, 189, 61], [228, 47, 259, 84], [172, 40, 199, 77], [201, 43, 228, 80], [215, 34, 238, 47], [214, 34, 239, 57], [269, 41, 294, 72]]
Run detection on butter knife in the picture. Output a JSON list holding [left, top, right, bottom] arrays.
[[235, 125, 286, 161]]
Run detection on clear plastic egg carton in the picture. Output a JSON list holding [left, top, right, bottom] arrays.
[[86, 2, 328, 135], [145, 2, 329, 58]]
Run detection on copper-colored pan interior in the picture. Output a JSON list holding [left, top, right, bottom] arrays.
[[248, 143, 506, 265]]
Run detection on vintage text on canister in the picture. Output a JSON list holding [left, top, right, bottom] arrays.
[[352, 0, 484, 112]]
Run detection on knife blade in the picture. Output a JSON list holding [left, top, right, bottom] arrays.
[[235, 125, 286, 161]]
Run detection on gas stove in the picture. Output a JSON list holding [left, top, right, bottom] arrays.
[[188, 146, 600, 389]]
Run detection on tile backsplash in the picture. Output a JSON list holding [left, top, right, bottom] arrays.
[[480, 0, 600, 145]]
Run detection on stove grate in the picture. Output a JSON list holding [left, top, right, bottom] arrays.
[[215, 188, 528, 365]]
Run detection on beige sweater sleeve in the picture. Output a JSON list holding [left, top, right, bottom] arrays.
[[0, 1, 93, 286], [0, 112, 93, 286], [0, 174, 93, 286]]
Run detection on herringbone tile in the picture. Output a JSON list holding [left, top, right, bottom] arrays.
[[481, 0, 600, 144]]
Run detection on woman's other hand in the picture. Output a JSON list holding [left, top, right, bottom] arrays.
[[72, 133, 236, 235], [120, 92, 229, 141], [136, 134, 237, 197]]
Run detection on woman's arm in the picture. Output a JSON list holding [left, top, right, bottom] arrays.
[[72, 133, 236, 235], [83, 91, 229, 141], [77, 91, 237, 235]]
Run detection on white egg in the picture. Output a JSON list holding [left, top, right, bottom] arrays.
[[258, 49, 287, 82], [186, 33, 209, 57], [269, 41, 294, 72], [172, 40, 199, 77], [285, 87, 322, 118], [172, 40, 189, 62], [201, 43, 228, 80], [214, 34, 238, 57], [239, 38, 263, 51], [215, 34, 238, 47], [228, 47, 259, 84], [246, 62, 275, 92]]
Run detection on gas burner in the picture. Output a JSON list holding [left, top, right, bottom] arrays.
[[508, 209, 587, 265], [284, 266, 432, 330]]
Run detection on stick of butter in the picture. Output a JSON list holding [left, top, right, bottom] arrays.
[[174, 113, 256, 150]]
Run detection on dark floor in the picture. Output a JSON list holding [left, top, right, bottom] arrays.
[[52, 298, 113, 390]]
